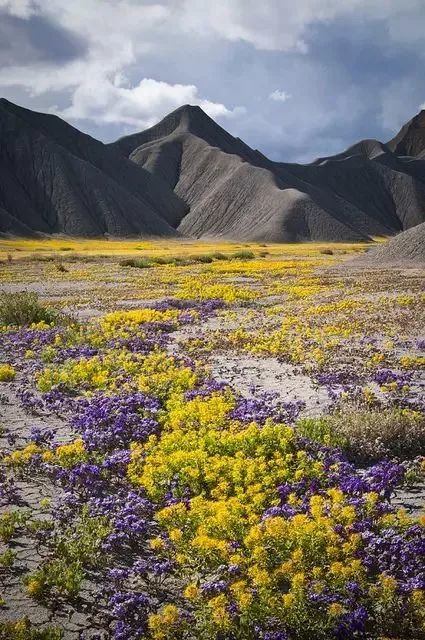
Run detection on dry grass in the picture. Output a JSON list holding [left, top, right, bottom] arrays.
[[300, 408, 425, 465]]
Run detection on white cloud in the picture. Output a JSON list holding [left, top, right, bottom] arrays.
[[0, 0, 245, 128], [269, 89, 291, 102], [178, 0, 425, 52], [0, 0, 35, 18], [55, 76, 244, 128]]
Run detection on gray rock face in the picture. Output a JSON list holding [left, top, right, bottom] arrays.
[[2, 99, 425, 241], [110, 104, 425, 242], [387, 110, 425, 158], [360, 222, 425, 264], [0, 98, 187, 237]]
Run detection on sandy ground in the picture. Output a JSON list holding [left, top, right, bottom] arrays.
[[208, 353, 330, 416]]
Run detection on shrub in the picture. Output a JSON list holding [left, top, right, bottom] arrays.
[[0, 292, 61, 326], [192, 254, 213, 263], [0, 364, 16, 382], [211, 252, 228, 260], [320, 248, 334, 255], [231, 250, 255, 260], [301, 408, 425, 464], [119, 258, 151, 269], [151, 256, 176, 265], [119, 258, 136, 267], [258, 251, 269, 257], [173, 257, 191, 266], [59, 247, 72, 251]]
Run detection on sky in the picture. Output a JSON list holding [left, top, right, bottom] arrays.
[[0, 0, 424, 163]]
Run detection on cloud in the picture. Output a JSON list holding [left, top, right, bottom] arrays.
[[55, 76, 245, 128], [269, 90, 291, 102], [178, 0, 425, 52], [0, 0, 35, 19], [0, 0, 245, 128], [0, 11, 86, 67], [0, 0, 424, 159]]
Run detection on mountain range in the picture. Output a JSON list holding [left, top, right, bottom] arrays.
[[1, 98, 425, 241]]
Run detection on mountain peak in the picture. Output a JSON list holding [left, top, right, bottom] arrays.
[[387, 109, 425, 157], [156, 103, 213, 133], [111, 103, 263, 163], [110, 104, 214, 157]]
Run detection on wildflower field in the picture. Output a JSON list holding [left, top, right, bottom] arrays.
[[0, 239, 424, 640]]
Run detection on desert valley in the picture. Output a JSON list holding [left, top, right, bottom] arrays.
[[0, 5, 425, 639]]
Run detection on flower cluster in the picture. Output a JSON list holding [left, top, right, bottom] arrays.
[[1, 267, 424, 640]]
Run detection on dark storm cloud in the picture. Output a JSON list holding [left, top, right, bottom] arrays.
[[0, 11, 86, 66]]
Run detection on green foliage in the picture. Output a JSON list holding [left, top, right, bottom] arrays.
[[119, 257, 152, 268], [151, 256, 176, 265], [231, 250, 255, 259], [25, 508, 111, 600], [296, 417, 344, 448], [24, 559, 83, 599], [0, 511, 27, 543], [210, 251, 228, 260], [187, 253, 213, 263], [0, 619, 62, 640], [120, 251, 259, 269], [27, 518, 53, 534], [55, 508, 111, 567], [0, 292, 61, 326], [0, 548, 16, 568]]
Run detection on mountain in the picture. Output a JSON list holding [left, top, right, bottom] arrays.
[[386, 110, 425, 158], [110, 105, 425, 242], [359, 222, 425, 265], [0, 98, 187, 237], [1, 98, 425, 241]]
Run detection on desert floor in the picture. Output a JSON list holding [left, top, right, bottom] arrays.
[[0, 238, 424, 640]]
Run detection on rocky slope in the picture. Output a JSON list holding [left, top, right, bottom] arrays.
[[2, 98, 425, 241], [0, 99, 186, 237], [360, 222, 425, 264], [110, 105, 425, 242]]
